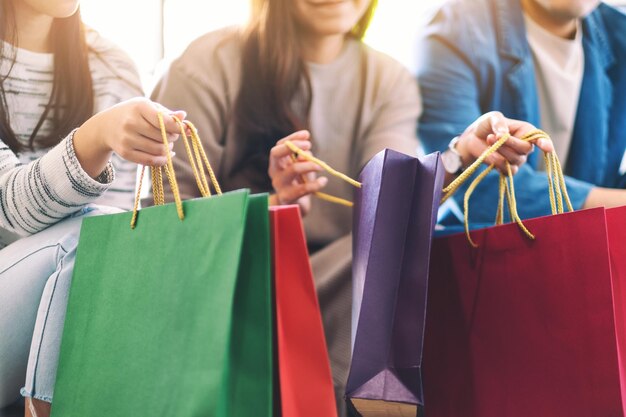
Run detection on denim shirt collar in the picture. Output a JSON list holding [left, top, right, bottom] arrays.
[[494, 0, 615, 71], [494, 0, 530, 62], [493, 0, 617, 176], [582, 5, 616, 72]]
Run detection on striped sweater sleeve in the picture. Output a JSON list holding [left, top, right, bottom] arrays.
[[87, 29, 144, 211], [0, 131, 113, 239]]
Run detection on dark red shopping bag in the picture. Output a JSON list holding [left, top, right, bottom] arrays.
[[606, 204, 626, 401], [424, 206, 626, 416], [270, 205, 338, 417]]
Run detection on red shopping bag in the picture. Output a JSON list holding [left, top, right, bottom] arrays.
[[270, 205, 337, 417], [606, 204, 626, 398], [423, 206, 626, 417]]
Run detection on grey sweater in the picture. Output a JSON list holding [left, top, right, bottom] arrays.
[[152, 27, 421, 248]]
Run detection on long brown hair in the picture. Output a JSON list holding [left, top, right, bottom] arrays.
[[231, 0, 378, 190], [0, 1, 94, 153]]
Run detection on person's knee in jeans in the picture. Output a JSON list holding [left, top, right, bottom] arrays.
[[21, 206, 122, 412], [0, 206, 119, 415]]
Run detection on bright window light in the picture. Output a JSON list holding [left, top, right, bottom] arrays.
[[80, 0, 626, 92], [80, 0, 444, 93]]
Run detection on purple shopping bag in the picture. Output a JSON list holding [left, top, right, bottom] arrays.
[[346, 149, 444, 416]]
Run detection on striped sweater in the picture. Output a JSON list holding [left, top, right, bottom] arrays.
[[0, 29, 142, 248]]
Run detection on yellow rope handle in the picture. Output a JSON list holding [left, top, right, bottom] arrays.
[[175, 118, 210, 197], [551, 154, 564, 214], [149, 159, 165, 208], [463, 164, 496, 247], [283, 140, 362, 207], [522, 130, 572, 214], [315, 191, 356, 206], [495, 174, 506, 226], [169, 117, 222, 198], [130, 113, 224, 229], [130, 112, 185, 229], [546, 152, 573, 214], [441, 133, 512, 204], [554, 154, 573, 212], [183, 120, 222, 195], [442, 129, 571, 246], [464, 162, 535, 248], [543, 153, 557, 215], [503, 162, 535, 241], [158, 113, 184, 219], [130, 164, 146, 229]]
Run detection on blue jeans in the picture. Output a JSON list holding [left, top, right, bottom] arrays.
[[0, 206, 120, 407]]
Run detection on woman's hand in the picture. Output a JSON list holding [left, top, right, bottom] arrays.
[[454, 111, 554, 175], [73, 97, 186, 178], [268, 130, 328, 216]]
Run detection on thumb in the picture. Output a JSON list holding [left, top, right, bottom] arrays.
[[490, 112, 509, 137]]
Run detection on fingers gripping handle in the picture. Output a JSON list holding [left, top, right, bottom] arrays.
[[440, 130, 572, 247], [130, 113, 222, 229], [284, 140, 362, 207]]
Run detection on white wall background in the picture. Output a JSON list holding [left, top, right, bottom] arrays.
[[80, 0, 443, 92], [80, 0, 626, 93]]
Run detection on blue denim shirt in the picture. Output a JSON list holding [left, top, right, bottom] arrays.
[[417, 0, 626, 225]]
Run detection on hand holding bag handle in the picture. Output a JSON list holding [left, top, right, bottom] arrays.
[[283, 140, 361, 207], [130, 113, 222, 229], [131, 120, 362, 228], [288, 130, 571, 248], [440, 129, 573, 247]]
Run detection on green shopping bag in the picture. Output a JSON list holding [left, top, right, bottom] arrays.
[[50, 189, 273, 416]]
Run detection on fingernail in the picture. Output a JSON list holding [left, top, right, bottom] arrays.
[[318, 176, 328, 186], [170, 152, 176, 158]]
